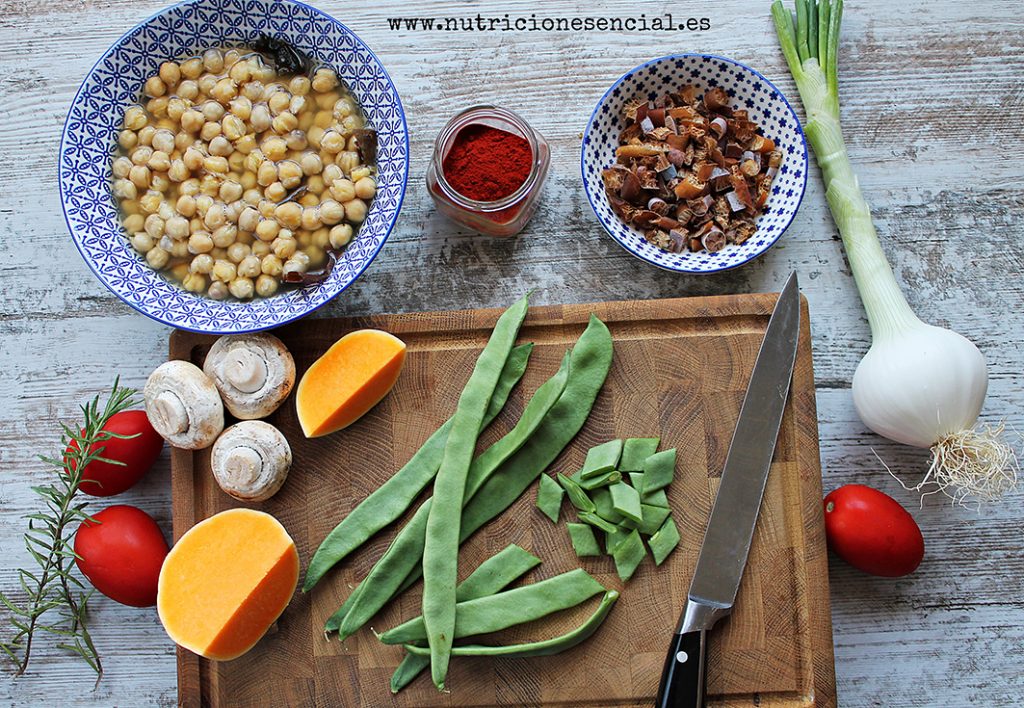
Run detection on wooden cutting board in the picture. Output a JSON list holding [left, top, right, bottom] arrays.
[[169, 293, 836, 707]]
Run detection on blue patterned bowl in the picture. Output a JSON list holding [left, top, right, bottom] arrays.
[[59, 0, 409, 333], [581, 54, 807, 274]]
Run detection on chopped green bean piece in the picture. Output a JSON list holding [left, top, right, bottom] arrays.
[[620, 437, 660, 472], [379, 569, 605, 645], [649, 515, 681, 566], [558, 473, 596, 513], [609, 481, 642, 523], [604, 525, 631, 554], [535, 474, 564, 523], [578, 510, 617, 534], [401, 590, 620, 659], [638, 504, 671, 536], [592, 487, 623, 523], [579, 439, 623, 479], [612, 528, 646, 581], [567, 523, 602, 557], [641, 448, 676, 494], [628, 472, 669, 507], [578, 469, 621, 490]]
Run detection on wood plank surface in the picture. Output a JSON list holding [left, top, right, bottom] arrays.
[[1, 1, 1022, 706], [169, 293, 833, 707]]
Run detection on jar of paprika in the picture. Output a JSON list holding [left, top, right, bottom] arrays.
[[427, 105, 550, 237]]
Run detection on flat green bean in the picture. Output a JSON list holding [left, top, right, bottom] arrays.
[[567, 523, 601, 557], [579, 439, 622, 479], [641, 448, 677, 494], [649, 515, 681, 566], [402, 590, 619, 658], [389, 544, 540, 693], [612, 528, 646, 581], [577, 510, 617, 534], [609, 481, 642, 523], [557, 473, 596, 513], [423, 294, 530, 689], [591, 487, 623, 524], [379, 569, 605, 645], [535, 474, 564, 523], [638, 503, 672, 536], [628, 472, 669, 508], [619, 437, 660, 472], [578, 469, 621, 490], [335, 351, 571, 642], [304, 344, 534, 592]]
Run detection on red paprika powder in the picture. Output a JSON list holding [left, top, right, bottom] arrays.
[[441, 125, 533, 202]]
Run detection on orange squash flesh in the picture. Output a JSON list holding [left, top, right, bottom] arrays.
[[157, 508, 298, 662], [295, 329, 407, 438]]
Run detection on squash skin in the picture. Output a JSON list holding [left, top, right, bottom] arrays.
[[295, 329, 407, 438], [157, 508, 298, 661]]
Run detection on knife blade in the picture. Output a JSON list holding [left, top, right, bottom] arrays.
[[656, 272, 801, 708]]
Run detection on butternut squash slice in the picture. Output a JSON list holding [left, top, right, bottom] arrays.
[[157, 508, 298, 661], [295, 329, 407, 438]]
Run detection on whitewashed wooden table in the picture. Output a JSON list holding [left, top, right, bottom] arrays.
[[2, 1, 1022, 705]]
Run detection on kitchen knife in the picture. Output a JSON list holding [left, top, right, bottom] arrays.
[[655, 272, 801, 708]]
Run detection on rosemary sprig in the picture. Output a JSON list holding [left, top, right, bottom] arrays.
[[0, 380, 139, 680]]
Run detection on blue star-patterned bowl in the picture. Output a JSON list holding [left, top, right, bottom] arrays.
[[59, 0, 409, 333], [581, 54, 808, 274]]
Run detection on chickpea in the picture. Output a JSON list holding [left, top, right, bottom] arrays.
[[255, 274, 279, 298], [176, 194, 197, 217], [211, 77, 237, 104], [256, 160, 278, 187], [138, 126, 157, 147], [242, 188, 262, 206], [180, 178, 201, 196], [203, 48, 225, 73], [329, 223, 354, 249], [300, 206, 322, 231], [203, 203, 227, 229], [333, 97, 355, 120], [329, 178, 355, 203], [219, 180, 243, 203], [228, 60, 251, 84], [169, 261, 190, 280], [262, 136, 287, 161], [123, 213, 145, 232], [220, 116, 245, 143], [181, 147, 203, 172], [299, 193, 319, 208], [355, 176, 377, 200], [267, 90, 292, 116], [261, 253, 283, 276], [257, 199, 276, 218], [142, 75, 166, 98], [336, 151, 360, 175], [180, 109, 204, 133], [319, 199, 344, 225], [141, 213, 163, 239], [229, 277, 255, 299], [197, 73, 217, 96], [176, 79, 198, 101], [343, 198, 367, 223], [139, 191, 162, 214], [182, 272, 208, 293], [297, 110, 315, 132], [288, 95, 307, 116], [121, 200, 140, 216], [269, 111, 296, 135], [284, 130, 308, 152], [212, 224, 237, 248], [289, 75, 311, 96], [190, 253, 214, 274], [272, 236, 297, 259], [307, 125, 325, 149], [166, 159, 188, 183], [128, 164, 151, 190], [320, 129, 345, 154], [307, 175, 326, 195], [207, 280, 229, 300], [180, 57, 203, 79], [174, 131, 196, 152], [237, 206, 261, 233], [274, 201, 303, 229], [292, 152, 321, 178], [124, 105, 147, 130], [147, 96, 169, 118], [241, 80, 265, 102], [341, 114, 363, 132], [311, 68, 338, 93], [194, 194, 214, 216], [227, 241, 251, 263], [277, 160, 303, 189], [255, 218, 279, 242], [211, 259, 236, 283], [146, 246, 170, 269], [305, 245, 326, 269], [283, 251, 310, 277], [156, 60, 179, 85], [206, 135, 231, 157], [251, 240, 271, 257], [112, 156, 133, 179], [311, 227, 330, 249], [264, 182, 286, 202], [165, 215, 190, 240], [313, 110, 333, 129], [188, 231, 214, 254], [200, 121, 222, 142], [130, 232, 154, 253], [118, 129, 138, 150], [131, 146, 153, 166], [147, 150, 171, 173], [223, 48, 241, 67], [253, 63, 276, 83], [151, 173, 171, 192], [296, 229, 312, 248], [237, 254, 261, 278], [203, 155, 229, 174], [350, 166, 372, 182]]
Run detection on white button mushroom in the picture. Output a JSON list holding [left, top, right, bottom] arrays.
[[144, 360, 224, 449], [211, 421, 291, 501], [202, 333, 296, 420]]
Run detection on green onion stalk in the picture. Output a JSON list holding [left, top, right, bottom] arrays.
[[771, 0, 1017, 504]]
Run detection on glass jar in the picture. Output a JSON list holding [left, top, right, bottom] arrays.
[[426, 105, 550, 237]]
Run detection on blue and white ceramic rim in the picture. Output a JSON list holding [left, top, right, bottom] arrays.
[[581, 53, 809, 274], [59, 0, 409, 333]]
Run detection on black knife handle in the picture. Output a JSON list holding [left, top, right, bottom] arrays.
[[655, 629, 707, 708]]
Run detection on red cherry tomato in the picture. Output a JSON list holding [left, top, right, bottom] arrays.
[[823, 485, 924, 577], [74, 505, 169, 607], [66, 410, 164, 496]]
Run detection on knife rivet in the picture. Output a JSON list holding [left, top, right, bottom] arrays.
[[675, 651, 689, 663]]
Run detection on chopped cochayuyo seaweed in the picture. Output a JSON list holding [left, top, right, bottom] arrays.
[[601, 86, 781, 254]]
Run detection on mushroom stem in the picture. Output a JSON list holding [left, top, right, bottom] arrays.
[[222, 446, 265, 486], [225, 350, 269, 394], [151, 391, 189, 435]]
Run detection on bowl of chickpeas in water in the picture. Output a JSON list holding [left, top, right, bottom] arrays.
[[59, 0, 409, 333]]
